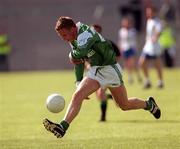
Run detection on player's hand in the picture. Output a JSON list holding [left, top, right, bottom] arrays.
[[69, 53, 84, 64], [69, 58, 84, 64]]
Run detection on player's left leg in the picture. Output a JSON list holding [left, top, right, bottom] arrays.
[[109, 85, 161, 119], [43, 77, 100, 138], [109, 85, 146, 110]]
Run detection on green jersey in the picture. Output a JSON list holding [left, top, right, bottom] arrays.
[[69, 22, 116, 82]]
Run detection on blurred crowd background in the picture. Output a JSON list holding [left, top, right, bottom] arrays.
[[0, 0, 180, 71]]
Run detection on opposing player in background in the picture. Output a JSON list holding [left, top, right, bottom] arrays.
[[90, 24, 121, 121], [118, 17, 142, 84], [43, 16, 161, 138], [139, 7, 164, 89]]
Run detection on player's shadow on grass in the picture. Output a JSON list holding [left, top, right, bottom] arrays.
[[107, 119, 180, 123]]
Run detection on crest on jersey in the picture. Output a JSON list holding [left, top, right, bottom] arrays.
[[77, 31, 93, 46]]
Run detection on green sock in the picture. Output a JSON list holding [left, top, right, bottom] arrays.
[[60, 120, 69, 131], [101, 100, 107, 117], [144, 100, 152, 110], [101, 100, 107, 110]]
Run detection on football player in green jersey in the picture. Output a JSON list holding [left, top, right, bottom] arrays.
[[43, 16, 161, 138]]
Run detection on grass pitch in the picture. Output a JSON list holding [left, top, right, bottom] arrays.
[[0, 69, 180, 149]]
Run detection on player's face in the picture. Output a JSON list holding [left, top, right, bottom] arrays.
[[57, 27, 77, 42], [121, 19, 129, 28], [146, 8, 154, 19]]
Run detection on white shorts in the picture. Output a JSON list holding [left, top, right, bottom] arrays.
[[86, 63, 124, 88], [143, 41, 162, 56]]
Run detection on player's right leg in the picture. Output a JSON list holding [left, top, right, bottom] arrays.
[[43, 77, 100, 138], [63, 77, 100, 123]]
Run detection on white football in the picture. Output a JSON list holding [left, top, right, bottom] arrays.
[[46, 93, 65, 113]]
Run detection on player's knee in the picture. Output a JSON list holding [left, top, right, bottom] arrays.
[[120, 106, 129, 111], [119, 103, 130, 111], [72, 91, 85, 103]]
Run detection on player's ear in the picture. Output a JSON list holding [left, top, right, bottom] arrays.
[[70, 26, 77, 33]]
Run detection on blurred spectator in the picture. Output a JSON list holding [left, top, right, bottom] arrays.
[[118, 17, 142, 84], [159, 21, 176, 67], [0, 31, 11, 71], [118, 0, 143, 32], [139, 6, 164, 89], [159, 0, 176, 23]]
